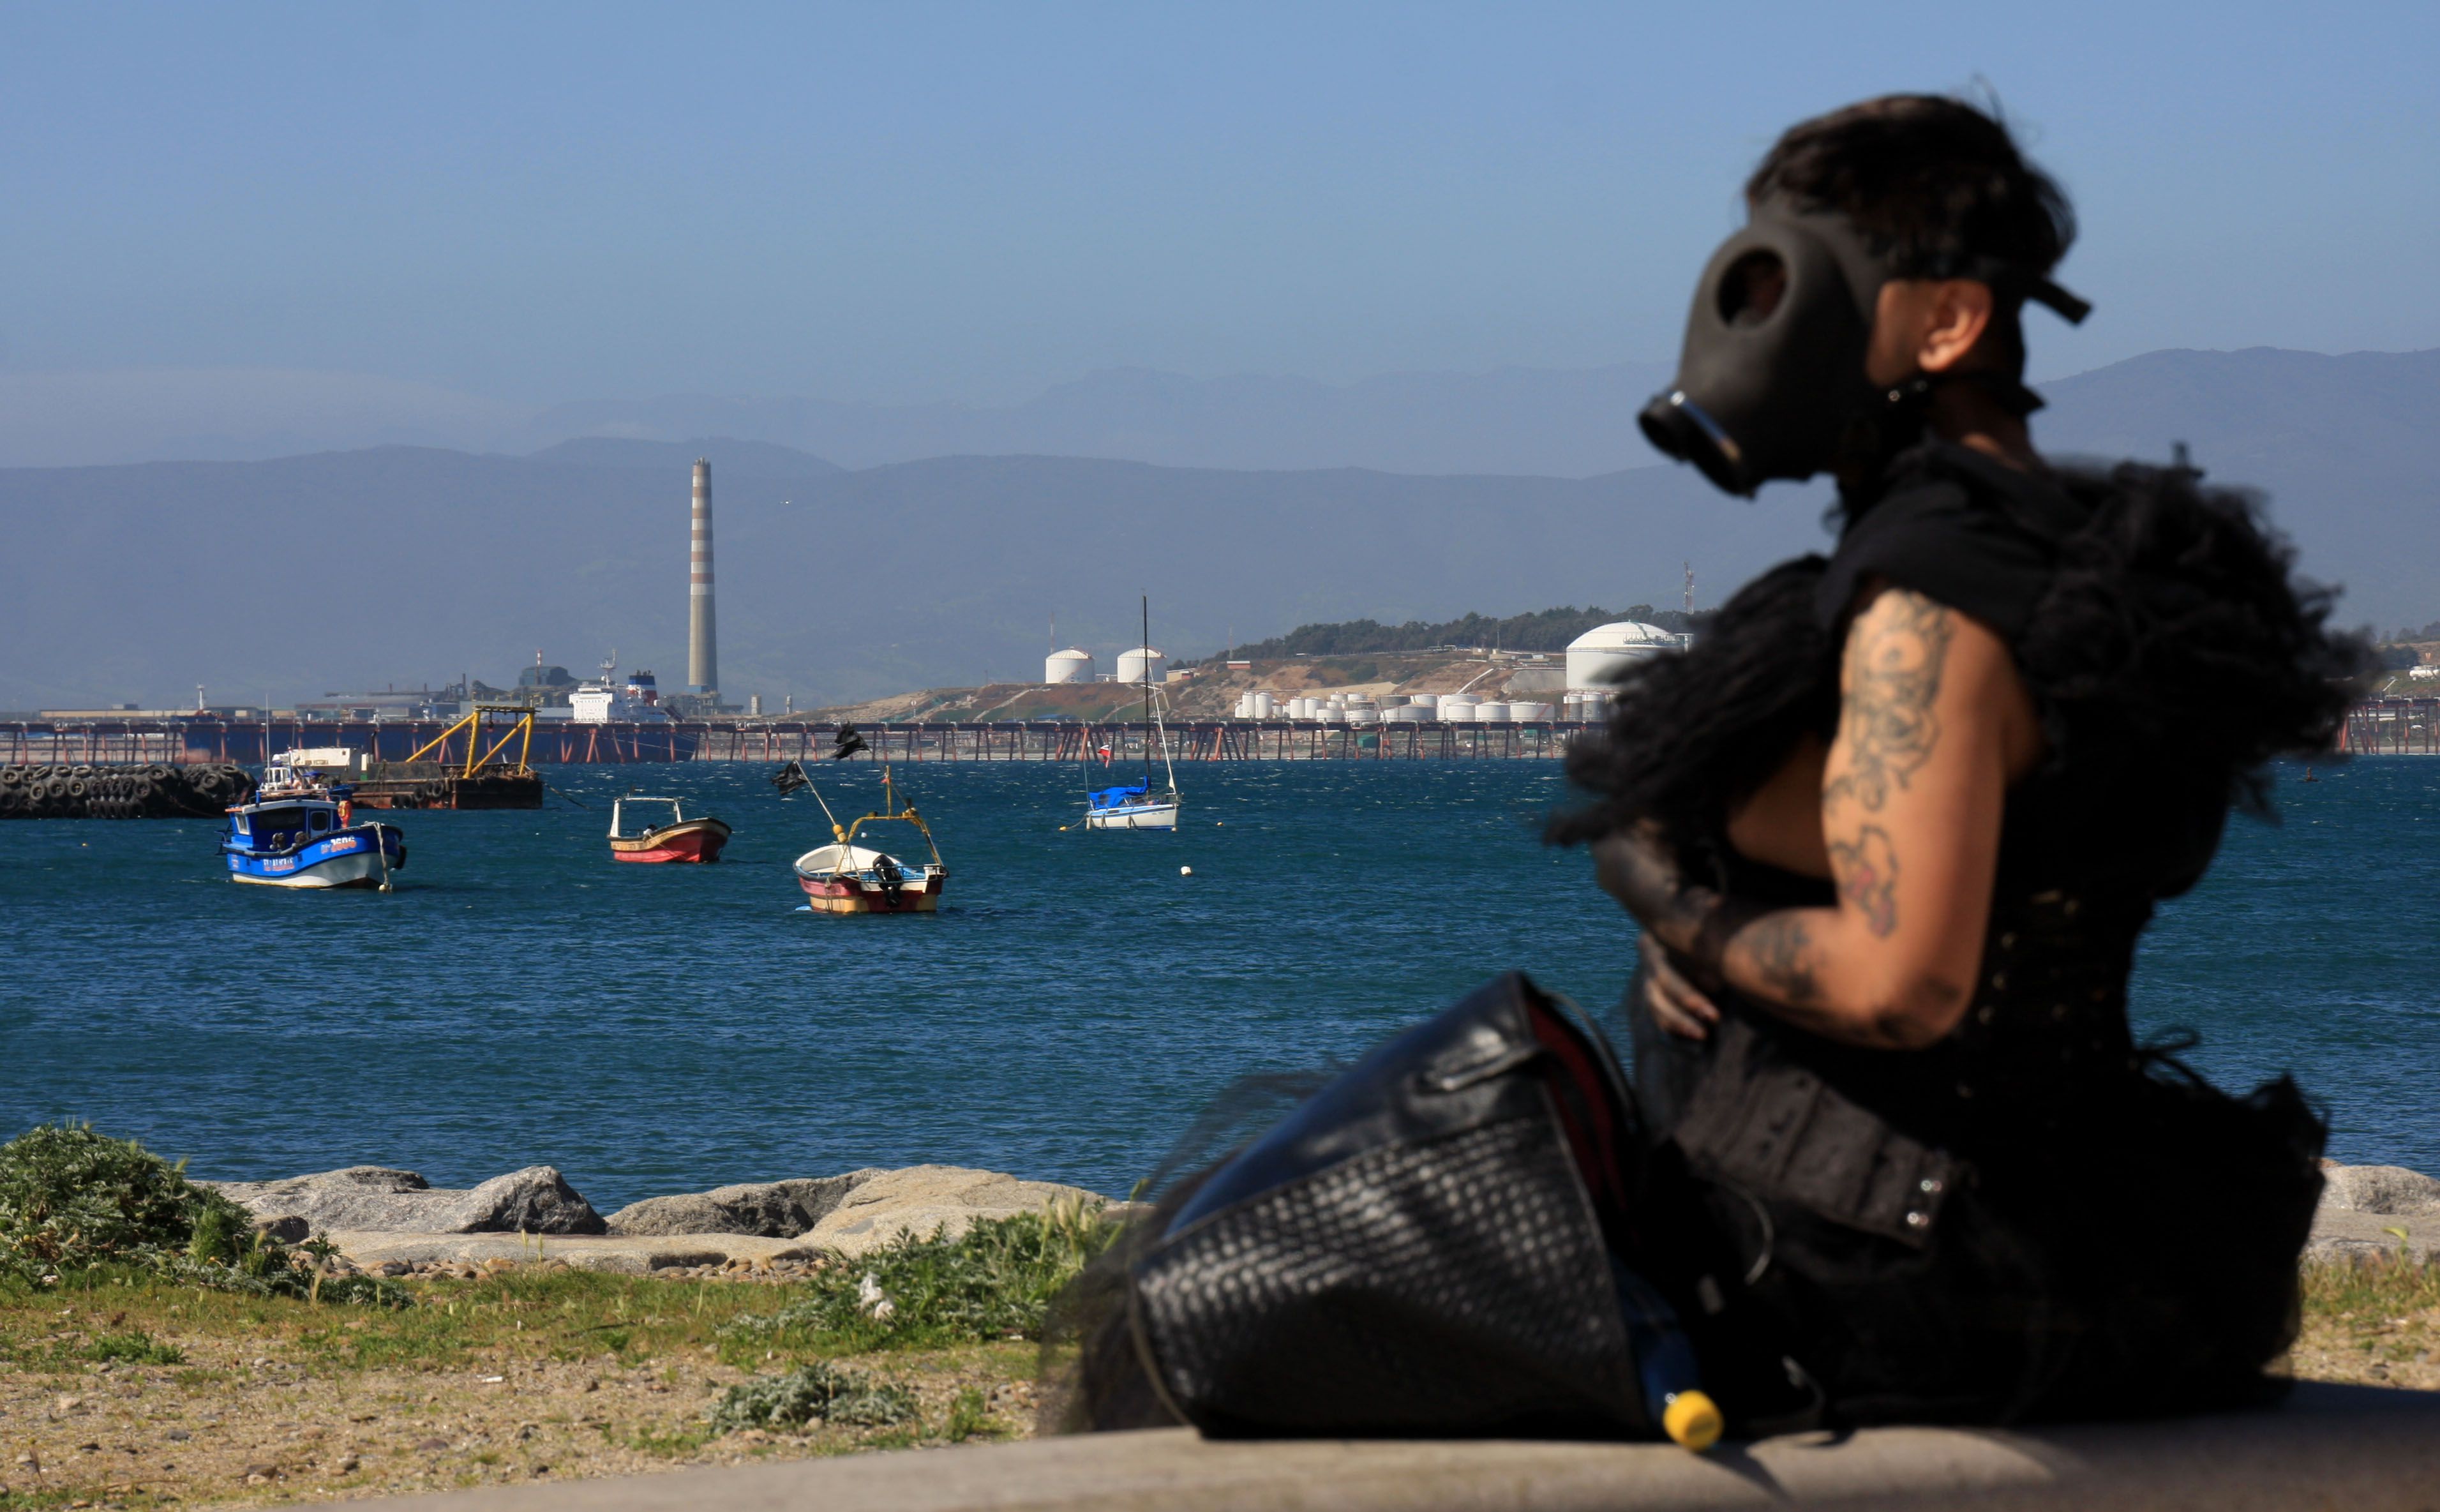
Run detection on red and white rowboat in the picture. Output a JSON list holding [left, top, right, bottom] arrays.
[[609, 793, 731, 864]]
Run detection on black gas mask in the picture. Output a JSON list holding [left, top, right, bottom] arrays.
[[1639, 201, 2091, 497]]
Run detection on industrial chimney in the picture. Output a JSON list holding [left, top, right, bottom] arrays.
[[688, 459, 717, 696]]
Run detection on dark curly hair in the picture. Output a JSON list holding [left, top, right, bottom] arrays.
[[1748, 93, 2075, 375]]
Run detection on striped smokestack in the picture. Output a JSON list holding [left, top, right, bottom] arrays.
[[688, 458, 717, 694]]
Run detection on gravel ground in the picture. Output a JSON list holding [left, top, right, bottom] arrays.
[[1, 1298, 1033, 1509], [4, 1264, 2432, 1509]]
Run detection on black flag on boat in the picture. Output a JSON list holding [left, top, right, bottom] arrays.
[[832, 724, 869, 761], [770, 760, 810, 797]]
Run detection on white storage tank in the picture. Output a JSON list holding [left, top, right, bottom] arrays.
[[1116, 646, 1168, 685], [1566, 622, 1677, 690], [1234, 692, 1255, 719], [1440, 694, 1479, 721], [1252, 691, 1276, 718], [1509, 701, 1554, 722], [1045, 647, 1095, 685], [1381, 704, 1422, 722], [1474, 701, 1511, 722], [1407, 692, 1440, 710], [1317, 705, 1345, 723]]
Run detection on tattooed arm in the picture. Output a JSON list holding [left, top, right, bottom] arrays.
[[1603, 584, 2040, 1049]]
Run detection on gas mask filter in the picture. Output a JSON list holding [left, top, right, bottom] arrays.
[[1639, 202, 2091, 497]]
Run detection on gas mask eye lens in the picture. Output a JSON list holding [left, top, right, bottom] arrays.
[[1716, 250, 1787, 327]]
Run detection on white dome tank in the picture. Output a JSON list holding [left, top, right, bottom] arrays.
[[1045, 647, 1095, 685], [1407, 692, 1439, 709], [1567, 622, 1677, 690], [1474, 701, 1511, 722], [1116, 647, 1167, 685], [1508, 701, 1553, 721], [1251, 691, 1275, 718]]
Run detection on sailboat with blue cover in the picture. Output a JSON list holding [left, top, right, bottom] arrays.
[[1085, 597, 1181, 831]]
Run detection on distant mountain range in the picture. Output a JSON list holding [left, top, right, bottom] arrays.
[[520, 363, 1683, 477], [1, 346, 2430, 711]]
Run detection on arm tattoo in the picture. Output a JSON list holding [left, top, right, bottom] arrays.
[[1823, 592, 1954, 813], [1827, 825, 1899, 937], [1733, 914, 1821, 1006]]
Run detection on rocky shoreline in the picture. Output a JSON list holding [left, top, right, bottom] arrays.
[[195, 1155, 2440, 1278], [200, 1163, 1123, 1279]]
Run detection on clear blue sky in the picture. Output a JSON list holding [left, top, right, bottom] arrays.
[[2, 1, 2434, 405]]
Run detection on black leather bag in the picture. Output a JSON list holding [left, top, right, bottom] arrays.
[[1123, 972, 1661, 1437]]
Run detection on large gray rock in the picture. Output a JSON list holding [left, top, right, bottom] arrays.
[[2319, 1162, 2440, 1216], [206, 1164, 606, 1235], [804, 1164, 1105, 1257], [2307, 1160, 2440, 1262], [604, 1172, 885, 1238]]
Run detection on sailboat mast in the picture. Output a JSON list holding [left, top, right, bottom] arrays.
[[1141, 594, 1153, 786]]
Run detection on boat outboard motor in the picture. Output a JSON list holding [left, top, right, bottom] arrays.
[[1111, 973, 1724, 1448], [1638, 198, 2091, 497]]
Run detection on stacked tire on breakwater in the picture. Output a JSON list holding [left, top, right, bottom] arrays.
[[0, 763, 255, 820]]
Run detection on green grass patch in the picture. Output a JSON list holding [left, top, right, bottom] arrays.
[[2300, 1252, 2440, 1363], [717, 1201, 1118, 1358], [83, 1328, 183, 1364], [2302, 1252, 2440, 1319]]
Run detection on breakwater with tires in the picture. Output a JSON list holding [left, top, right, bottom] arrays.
[[0, 761, 252, 820]]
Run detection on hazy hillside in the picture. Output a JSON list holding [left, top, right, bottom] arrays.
[[2039, 347, 2440, 629], [0, 448, 1814, 711], [4, 346, 2432, 711], [527, 363, 1681, 477]]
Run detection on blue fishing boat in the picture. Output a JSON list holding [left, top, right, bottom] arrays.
[[220, 750, 406, 890]]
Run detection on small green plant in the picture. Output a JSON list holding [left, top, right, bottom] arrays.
[[708, 1361, 918, 1434], [85, 1329, 184, 1365], [717, 1201, 1118, 1354], [944, 1385, 998, 1441]]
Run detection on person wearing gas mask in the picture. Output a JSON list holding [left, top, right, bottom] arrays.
[[1553, 93, 2364, 1425], [1065, 95, 2360, 1444]]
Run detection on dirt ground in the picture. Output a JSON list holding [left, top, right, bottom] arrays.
[[2288, 1297, 2440, 1392], [4, 1261, 2434, 1510], [1, 1275, 1035, 1511]]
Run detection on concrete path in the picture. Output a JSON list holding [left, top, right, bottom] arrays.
[[299, 1381, 2437, 1511]]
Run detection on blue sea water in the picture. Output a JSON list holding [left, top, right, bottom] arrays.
[[2, 757, 2435, 1208]]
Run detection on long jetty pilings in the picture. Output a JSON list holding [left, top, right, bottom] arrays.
[[6, 699, 2434, 765], [687, 720, 1580, 762], [0, 717, 1585, 764], [2340, 698, 2440, 756]]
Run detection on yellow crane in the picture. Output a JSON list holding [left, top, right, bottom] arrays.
[[400, 704, 537, 778]]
